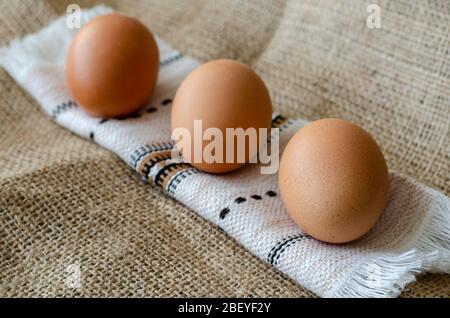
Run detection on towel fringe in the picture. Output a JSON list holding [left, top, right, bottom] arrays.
[[333, 189, 450, 298]]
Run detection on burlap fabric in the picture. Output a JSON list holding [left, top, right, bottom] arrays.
[[0, 0, 449, 298]]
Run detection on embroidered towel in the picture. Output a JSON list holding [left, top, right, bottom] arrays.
[[1, 6, 449, 298]]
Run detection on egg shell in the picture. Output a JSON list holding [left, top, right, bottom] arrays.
[[66, 13, 159, 118], [171, 59, 273, 174], [279, 118, 389, 244]]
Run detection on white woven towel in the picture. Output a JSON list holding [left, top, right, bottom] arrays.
[[1, 6, 449, 298]]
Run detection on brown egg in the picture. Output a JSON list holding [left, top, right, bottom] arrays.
[[279, 119, 389, 244], [171, 59, 273, 174], [66, 13, 159, 118]]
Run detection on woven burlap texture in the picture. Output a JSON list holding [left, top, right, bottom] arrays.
[[0, 0, 449, 297]]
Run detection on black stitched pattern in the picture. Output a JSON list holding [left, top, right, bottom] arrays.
[[160, 53, 183, 67], [219, 191, 277, 220], [219, 207, 230, 220], [129, 142, 174, 169], [114, 112, 141, 120], [129, 141, 199, 193], [267, 234, 312, 266], [51, 100, 78, 119], [142, 153, 172, 178], [97, 104, 162, 124], [89, 107, 162, 144], [271, 114, 286, 127], [154, 163, 190, 187], [271, 114, 295, 132], [279, 119, 295, 132], [167, 169, 199, 195], [235, 197, 246, 204], [129, 113, 141, 119], [161, 98, 172, 106], [128, 141, 199, 192]]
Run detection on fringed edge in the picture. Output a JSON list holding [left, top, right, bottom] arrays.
[[332, 186, 450, 298]]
